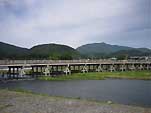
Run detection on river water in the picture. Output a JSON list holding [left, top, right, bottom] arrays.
[[0, 79, 151, 107]]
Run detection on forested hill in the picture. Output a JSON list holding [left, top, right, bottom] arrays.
[[0, 42, 80, 60], [0, 42, 29, 59], [76, 42, 151, 59], [0, 41, 151, 60], [77, 42, 133, 54], [30, 44, 80, 60]]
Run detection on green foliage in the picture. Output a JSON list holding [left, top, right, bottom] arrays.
[[1, 41, 151, 60], [30, 44, 80, 60], [111, 49, 151, 59], [76, 42, 132, 55], [0, 42, 29, 59], [38, 73, 104, 81], [77, 42, 151, 59], [0, 42, 80, 60], [8, 88, 33, 93], [38, 71, 151, 81], [115, 54, 128, 60]]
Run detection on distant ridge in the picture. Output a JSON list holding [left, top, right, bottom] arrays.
[[0, 42, 29, 59], [76, 42, 151, 59], [0, 42, 80, 60], [76, 42, 132, 54], [0, 41, 151, 60]]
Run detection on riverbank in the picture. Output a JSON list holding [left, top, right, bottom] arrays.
[[38, 71, 151, 81], [0, 89, 150, 113]]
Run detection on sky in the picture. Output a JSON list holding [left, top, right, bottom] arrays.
[[0, 0, 150, 49]]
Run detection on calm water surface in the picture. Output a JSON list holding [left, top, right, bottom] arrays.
[[0, 79, 151, 107]]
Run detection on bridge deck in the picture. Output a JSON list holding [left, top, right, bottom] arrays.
[[0, 60, 151, 67]]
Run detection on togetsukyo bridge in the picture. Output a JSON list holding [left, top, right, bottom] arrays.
[[0, 60, 151, 79]]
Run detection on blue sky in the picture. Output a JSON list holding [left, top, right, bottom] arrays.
[[0, 0, 150, 48]]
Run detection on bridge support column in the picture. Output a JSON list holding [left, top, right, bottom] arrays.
[[96, 64, 103, 72], [146, 64, 151, 70], [129, 64, 136, 71], [19, 67, 25, 78], [78, 65, 81, 71], [16, 67, 19, 79], [36, 67, 38, 74], [8, 67, 11, 79], [109, 64, 116, 72], [40, 66, 43, 75], [120, 64, 126, 72], [64, 64, 71, 75], [44, 65, 50, 76], [56, 66, 58, 72], [138, 64, 144, 70], [82, 64, 88, 73]]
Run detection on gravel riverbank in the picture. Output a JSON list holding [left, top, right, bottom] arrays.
[[0, 90, 150, 113]]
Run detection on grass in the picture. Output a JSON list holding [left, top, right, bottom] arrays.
[[99, 71, 151, 80], [38, 72, 104, 81], [38, 71, 151, 81], [7, 88, 33, 94]]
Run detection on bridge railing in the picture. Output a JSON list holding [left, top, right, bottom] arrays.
[[0, 59, 151, 65]]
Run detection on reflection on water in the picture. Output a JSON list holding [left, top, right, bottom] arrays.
[[0, 79, 151, 107]]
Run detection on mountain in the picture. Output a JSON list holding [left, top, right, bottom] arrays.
[[0, 42, 29, 59], [76, 42, 132, 54], [136, 48, 151, 53], [0, 41, 151, 60], [0, 42, 80, 60], [30, 43, 80, 60], [76, 42, 151, 59]]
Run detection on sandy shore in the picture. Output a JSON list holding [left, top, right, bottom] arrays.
[[0, 90, 150, 113]]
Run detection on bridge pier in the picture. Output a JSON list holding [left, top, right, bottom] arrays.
[[146, 64, 151, 70], [64, 64, 71, 75], [96, 64, 103, 72], [44, 65, 50, 76], [81, 64, 88, 73], [119, 64, 127, 72], [109, 64, 116, 72], [8, 66, 23, 79]]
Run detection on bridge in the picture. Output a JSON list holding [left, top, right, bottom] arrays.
[[0, 60, 151, 79]]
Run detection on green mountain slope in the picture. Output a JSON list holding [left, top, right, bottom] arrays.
[[0, 41, 151, 60], [0, 42, 29, 59], [30, 43, 80, 60], [76, 42, 151, 59], [0, 42, 80, 60], [76, 42, 132, 54]]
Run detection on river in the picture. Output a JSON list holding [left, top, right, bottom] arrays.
[[0, 79, 151, 107]]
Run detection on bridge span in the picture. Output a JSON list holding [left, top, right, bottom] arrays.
[[0, 60, 151, 79]]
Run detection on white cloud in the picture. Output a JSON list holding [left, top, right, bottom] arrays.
[[0, 0, 150, 48]]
